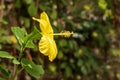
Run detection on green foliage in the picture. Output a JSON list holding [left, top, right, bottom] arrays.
[[12, 59, 20, 65], [11, 27, 27, 46], [0, 26, 43, 79], [23, 0, 33, 5], [14, 0, 21, 8], [0, 51, 20, 65], [98, 0, 107, 10], [22, 17, 30, 28], [23, 27, 41, 48], [11, 27, 41, 49], [0, 0, 119, 80], [24, 27, 41, 41], [0, 77, 5, 80], [21, 58, 44, 78], [28, 3, 37, 16], [0, 66, 10, 78], [0, 51, 14, 59]]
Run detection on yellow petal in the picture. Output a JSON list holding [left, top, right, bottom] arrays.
[[39, 36, 49, 56], [39, 36, 57, 61], [32, 17, 40, 22], [39, 19, 48, 34], [47, 38, 57, 61], [32, 12, 54, 38], [32, 17, 47, 33], [40, 12, 53, 34], [39, 19, 53, 39]]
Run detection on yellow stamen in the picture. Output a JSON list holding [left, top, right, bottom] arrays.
[[52, 31, 74, 38]]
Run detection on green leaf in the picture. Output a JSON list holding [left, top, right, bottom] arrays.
[[57, 51, 64, 59], [28, 3, 37, 16], [23, 27, 41, 48], [61, 0, 69, 6], [24, 27, 41, 41], [39, 4, 50, 11], [65, 66, 72, 77], [0, 66, 10, 78], [23, 0, 33, 4], [11, 27, 27, 46], [81, 66, 87, 75], [1, 19, 8, 25], [51, 11, 57, 20], [48, 64, 56, 73], [89, 59, 98, 72], [83, 21, 92, 28], [23, 18, 30, 28], [21, 58, 44, 78], [12, 58, 20, 64], [98, 0, 107, 10], [0, 44, 2, 49], [58, 39, 67, 47], [0, 51, 14, 59], [77, 59, 83, 67], [14, 0, 21, 8], [25, 40, 35, 48], [60, 62, 67, 69], [0, 77, 5, 80]]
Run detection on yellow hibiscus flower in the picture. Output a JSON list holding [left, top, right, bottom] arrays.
[[32, 12, 73, 61]]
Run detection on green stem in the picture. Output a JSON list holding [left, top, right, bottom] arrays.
[[13, 47, 24, 80]]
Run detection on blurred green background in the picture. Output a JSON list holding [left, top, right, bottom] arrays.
[[0, 0, 120, 80]]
